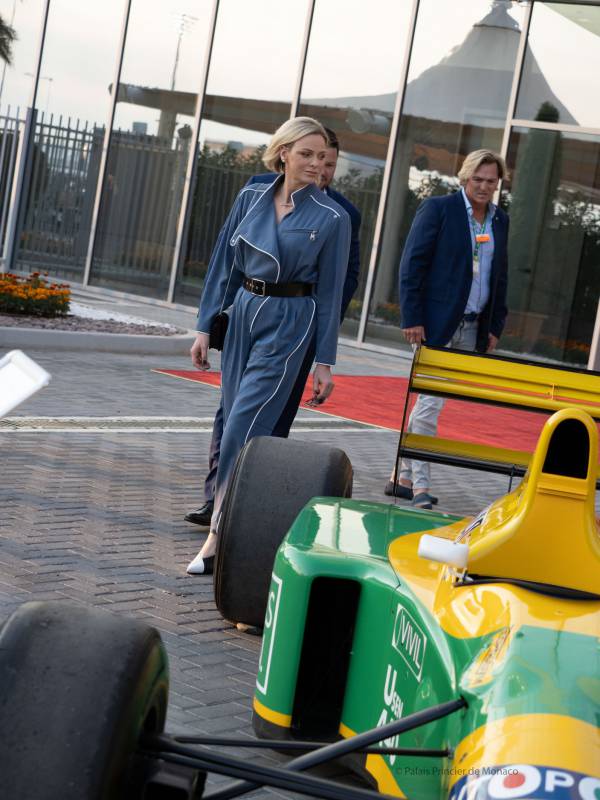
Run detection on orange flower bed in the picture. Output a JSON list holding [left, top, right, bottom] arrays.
[[0, 272, 70, 317]]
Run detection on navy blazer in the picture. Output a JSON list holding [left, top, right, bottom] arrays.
[[247, 173, 361, 319], [399, 191, 509, 351]]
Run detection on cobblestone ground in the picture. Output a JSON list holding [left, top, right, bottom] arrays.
[[1, 344, 590, 797], [0, 425, 509, 797]]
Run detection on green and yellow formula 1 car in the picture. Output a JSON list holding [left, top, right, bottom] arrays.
[[248, 407, 600, 799], [213, 347, 600, 800], [1, 348, 599, 800]]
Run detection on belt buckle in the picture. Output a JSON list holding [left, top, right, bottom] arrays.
[[251, 278, 266, 296]]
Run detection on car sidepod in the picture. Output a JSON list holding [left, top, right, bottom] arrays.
[[253, 497, 465, 798]]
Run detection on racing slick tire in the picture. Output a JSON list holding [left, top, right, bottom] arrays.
[[214, 436, 353, 628], [0, 601, 169, 800]]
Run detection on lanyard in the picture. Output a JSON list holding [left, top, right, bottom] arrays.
[[471, 214, 488, 262]]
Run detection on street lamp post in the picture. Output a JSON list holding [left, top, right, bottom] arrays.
[[170, 13, 198, 92], [0, 0, 18, 111], [24, 72, 53, 115]]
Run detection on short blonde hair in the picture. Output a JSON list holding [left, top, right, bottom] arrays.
[[458, 150, 507, 185], [262, 117, 328, 173]]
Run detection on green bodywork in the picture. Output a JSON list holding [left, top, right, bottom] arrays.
[[253, 498, 600, 799]]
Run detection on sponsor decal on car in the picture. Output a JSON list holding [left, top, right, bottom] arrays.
[[256, 573, 283, 694], [375, 664, 405, 765], [391, 604, 427, 681], [448, 764, 600, 800]]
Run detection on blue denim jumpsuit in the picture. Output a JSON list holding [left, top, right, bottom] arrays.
[[196, 176, 351, 532]]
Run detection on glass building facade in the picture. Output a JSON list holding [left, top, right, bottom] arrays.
[[1, 0, 599, 366]]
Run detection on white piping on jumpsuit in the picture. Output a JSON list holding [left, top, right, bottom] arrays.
[[213, 186, 271, 319], [213, 183, 276, 319], [243, 185, 269, 215], [309, 194, 340, 218], [237, 235, 281, 282], [288, 184, 307, 208], [219, 252, 238, 314], [230, 182, 277, 243], [243, 298, 317, 445], [250, 296, 270, 333], [237, 232, 280, 336]]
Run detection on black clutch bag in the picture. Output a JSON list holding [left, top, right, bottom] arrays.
[[208, 311, 229, 351]]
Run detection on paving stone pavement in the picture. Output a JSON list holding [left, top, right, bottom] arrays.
[[5, 341, 411, 419], [2, 325, 597, 797], [0, 423, 511, 797], [0, 337, 411, 797]]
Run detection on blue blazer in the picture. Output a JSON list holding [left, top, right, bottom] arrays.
[[197, 177, 351, 365], [399, 191, 509, 351], [247, 173, 361, 319]]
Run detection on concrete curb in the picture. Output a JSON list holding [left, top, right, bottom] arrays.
[[0, 326, 196, 354]]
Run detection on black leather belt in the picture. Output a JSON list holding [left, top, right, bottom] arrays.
[[463, 312, 479, 322], [243, 277, 313, 297]]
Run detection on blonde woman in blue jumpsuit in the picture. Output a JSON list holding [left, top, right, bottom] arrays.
[[187, 117, 351, 574]]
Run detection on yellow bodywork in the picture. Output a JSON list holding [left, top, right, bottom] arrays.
[[411, 347, 600, 416], [466, 408, 600, 595]]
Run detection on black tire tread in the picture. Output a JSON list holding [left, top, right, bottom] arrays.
[[214, 437, 352, 627], [0, 601, 169, 800]]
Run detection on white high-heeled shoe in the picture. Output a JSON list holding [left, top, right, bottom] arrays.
[[186, 553, 215, 575]]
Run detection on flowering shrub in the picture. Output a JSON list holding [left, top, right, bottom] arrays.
[[0, 272, 70, 317], [346, 299, 362, 320], [500, 332, 590, 365], [375, 302, 401, 325]]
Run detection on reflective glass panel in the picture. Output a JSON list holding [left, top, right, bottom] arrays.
[[15, 0, 126, 278], [0, 0, 45, 255], [365, 0, 524, 350], [515, 2, 600, 128], [0, 0, 44, 113], [297, 0, 413, 339], [501, 127, 600, 365], [91, 0, 213, 298], [174, 0, 309, 306]]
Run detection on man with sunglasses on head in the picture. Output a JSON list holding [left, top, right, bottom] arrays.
[[392, 149, 509, 510], [185, 127, 361, 529]]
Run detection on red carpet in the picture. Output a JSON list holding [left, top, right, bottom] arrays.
[[153, 369, 551, 454]]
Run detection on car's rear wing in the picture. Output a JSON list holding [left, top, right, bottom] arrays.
[[397, 346, 600, 481]]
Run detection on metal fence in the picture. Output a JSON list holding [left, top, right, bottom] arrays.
[[17, 112, 104, 276], [3, 115, 385, 304], [186, 159, 260, 272], [0, 108, 23, 255], [91, 129, 190, 292]]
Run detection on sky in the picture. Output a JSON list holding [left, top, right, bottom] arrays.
[[0, 1, 598, 133]]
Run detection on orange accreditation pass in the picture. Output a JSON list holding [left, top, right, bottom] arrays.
[[475, 233, 490, 243]]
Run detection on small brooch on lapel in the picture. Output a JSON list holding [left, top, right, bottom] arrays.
[[309, 230, 318, 241]]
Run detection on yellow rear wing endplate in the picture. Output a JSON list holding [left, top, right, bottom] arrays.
[[398, 347, 600, 478]]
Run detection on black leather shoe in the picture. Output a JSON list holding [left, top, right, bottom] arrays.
[[384, 482, 413, 499], [384, 482, 438, 504], [412, 492, 436, 510], [184, 502, 214, 527]]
